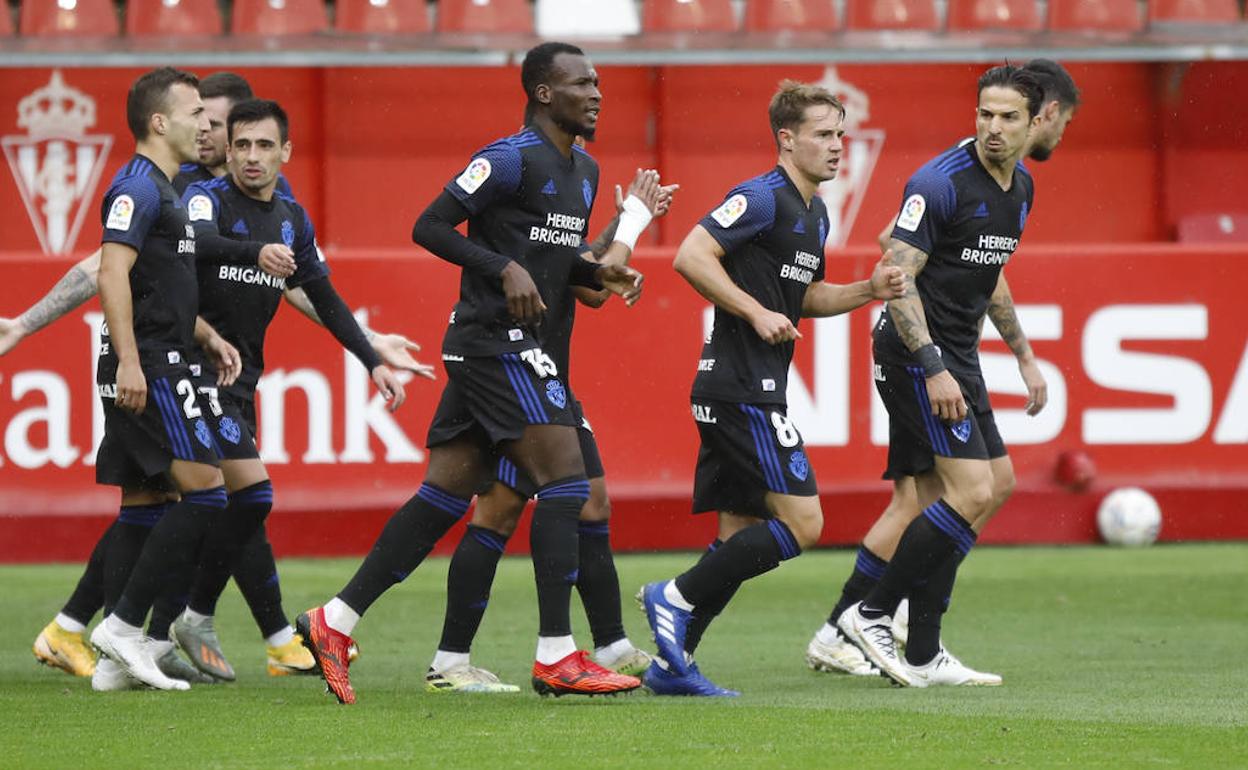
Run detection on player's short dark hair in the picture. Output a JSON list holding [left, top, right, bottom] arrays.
[[768, 80, 845, 149], [126, 67, 199, 141], [521, 42, 586, 103], [198, 72, 254, 106], [977, 65, 1044, 119], [227, 99, 289, 143], [1023, 59, 1080, 110]]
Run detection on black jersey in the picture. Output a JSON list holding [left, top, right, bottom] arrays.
[[173, 162, 294, 199], [874, 140, 1035, 374], [690, 166, 829, 405], [182, 175, 329, 399], [96, 155, 200, 386], [440, 126, 599, 359]]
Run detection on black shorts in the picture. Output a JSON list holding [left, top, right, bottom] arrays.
[[191, 365, 260, 462], [875, 363, 1006, 480], [491, 399, 604, 499], [690, 399, 818, 518], [95, 369, 223, 489], [426, 349, 578, 448]]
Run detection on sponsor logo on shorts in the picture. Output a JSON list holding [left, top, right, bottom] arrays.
[[167, 351, 181, 364], [508, 329, 524, 342], [98, 383, 116, 398], [546, 380, 567, 409], [691, 404, 716, 424], [950, 419, 972, 443], [762, 378, 776, 392], [190, 364, 201, 377], [788, 450, 810, 481], [441, 353, 464, 362], [194, 418, 213, 449], [874, 363, 885, 381], [218, 416, 241, 445], [698, 358, 715, 371]]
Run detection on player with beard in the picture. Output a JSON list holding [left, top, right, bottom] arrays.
[[807, 60, 1078, 683], [297, 42, 659, 704]]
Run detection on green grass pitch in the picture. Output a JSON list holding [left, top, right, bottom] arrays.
[[2, 544, 1246, 768]]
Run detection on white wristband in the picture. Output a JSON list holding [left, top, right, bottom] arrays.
[[611, 194, 654, 252]]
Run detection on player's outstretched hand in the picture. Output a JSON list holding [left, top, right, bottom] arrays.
[[0, 317, 27, 356], [598, 264, 644, 306], [624, 169, 665, 215], [654, 183, 679, 218], [258, 244, 296, 278], [201, 334, 242, 387], [870, 251, 906, 300], [371, 365, 407, 412], [925, 370, 967, 423], [1019, 357, 1048, 416], [500, 261, 546, 324], [372, 333, 437, 380], [751, 309, 802, 345], [114, 359, 148, 415]]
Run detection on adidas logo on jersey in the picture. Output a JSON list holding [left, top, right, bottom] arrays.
[[973, 202, 989, 218], [231, 219, 249, 235], [541, 179, 558, 195], [792, 218, 806, 234]]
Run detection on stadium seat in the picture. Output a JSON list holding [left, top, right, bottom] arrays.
[[1149, 0, 1241, 23], [437, 0, 534, 34], [744, 0, 838, 31], [844, 0, 938, 30], [125, 0, 223, 37], [643, 0, 738, 33], [1177, 213, 1248, 243], [1, 2, 12, 34], [335, 0, 430, 34], [230, 0, 328, 35], [20, 0, 120, 37], [947, 0, 1040, 30], [535, 0, 640, 37], [1047, 0, 1142, 32]]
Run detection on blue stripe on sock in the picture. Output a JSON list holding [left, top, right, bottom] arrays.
[[578, 521, 610, 537], [855, 546, 887, 580], [471, 528, 507, 553], [417, 483, 470, 518], [922, 502, 974, 554], [230, 481, 273, 505], [766, 519, 801, 560], [184, 486, 228, 509], [118, 503, 167, 527], [538, 479, 590, 500]]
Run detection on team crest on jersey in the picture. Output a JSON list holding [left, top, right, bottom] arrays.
[[194, 418, 213, 449], [545, 380, 567, 409], [950, 419, 972, 443], [218, 416, 241, 445], [711, 194, 748, 228], [788, 450, 810, 481], [281, 220, 294, 247], [1019, 201, 1029, 231], [187, 194, 213, 222], [896, 194, 925, 232], [106, 195, 134, 231], [582, 178, 593, 209], [3, 71, 113, 255], [456, 157, 491, 194]]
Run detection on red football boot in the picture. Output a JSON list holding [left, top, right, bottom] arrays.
[[531, 650, 642, 697], [296, 608, 357, 705]]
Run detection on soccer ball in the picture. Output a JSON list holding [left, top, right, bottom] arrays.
[[1096, 487, 1162, 547]]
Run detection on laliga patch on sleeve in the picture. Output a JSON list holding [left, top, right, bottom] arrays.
[[711, 194, 748, 228], [456, 157, 492, 194], [105, 195, 135, 231], [895, 194, 926, 232], [187, 194, 213, 223]]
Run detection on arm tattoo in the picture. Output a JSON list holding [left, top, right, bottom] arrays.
[[585, 216, 621, 261], [884, 240, 934, 352], [18, 265, 97, 333], [986, 275, 1032, 359]]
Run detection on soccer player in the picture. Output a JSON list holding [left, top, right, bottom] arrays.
[[297, 41, 658, 704], [638, 81, 904, 696], [425, 170, 674, 693], [12, 74, 429, 683], [82, 66, 231, 691], [808, 60, 1078, 683], [836, 65, 1045, 687]]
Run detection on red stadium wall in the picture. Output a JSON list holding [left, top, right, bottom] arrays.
[[1, 61, 1246, 561], [2, 245, 1247, 562]]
